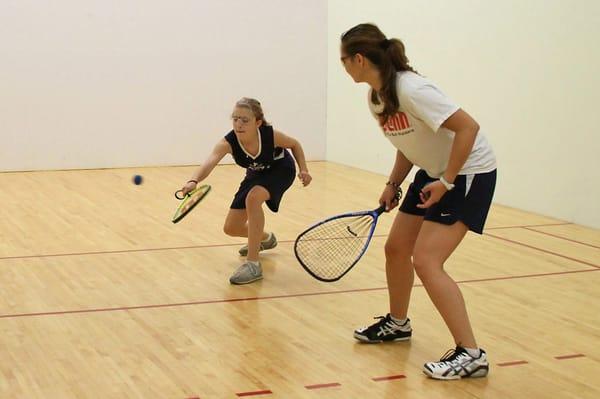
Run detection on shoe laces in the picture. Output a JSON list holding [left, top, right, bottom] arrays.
[[372, 314, 404, 331], [246, 262, 259, 275], [439, 347, 469, 363]]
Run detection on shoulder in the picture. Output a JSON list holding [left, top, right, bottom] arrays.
[[259, 124, 274, 135], [397, 72, 433, 97], [398, 72, 454, 108], [216, 137, 232, 154], [224, 129, 236, 141]]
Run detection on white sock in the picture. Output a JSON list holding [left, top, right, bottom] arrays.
[[247, 260, 260, 266], [262, 232, 272, 243], [464, 347, 481, 358], [390, 315, 407, 326]]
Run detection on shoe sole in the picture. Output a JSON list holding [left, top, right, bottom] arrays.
[[229, 276, 263, 285], [422, 366, 489, 380], [353, 332, 411, 343]]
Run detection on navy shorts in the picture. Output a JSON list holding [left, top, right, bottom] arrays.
[[400, 169, 497, 234], [230, 156, 296, 213]]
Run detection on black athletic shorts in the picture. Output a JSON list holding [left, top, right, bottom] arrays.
[[400, 168, 497, 234], [230, 156, 296, 213]]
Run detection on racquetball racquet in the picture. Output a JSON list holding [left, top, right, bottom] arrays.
[[294, 189, 402, 282], [172, 184, 211, 223]]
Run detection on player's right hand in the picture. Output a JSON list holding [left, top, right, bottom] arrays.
[[379, 184, 400, 212], [181, 181, 197, 196]]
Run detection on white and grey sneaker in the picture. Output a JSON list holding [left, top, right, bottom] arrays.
[[238, 233, 277, 256], [423, 346, 489, 380], [354, 314, 412, 343], [229, 261, 263, 285]]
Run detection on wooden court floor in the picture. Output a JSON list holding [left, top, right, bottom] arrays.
[[1, 161, 599, 399]]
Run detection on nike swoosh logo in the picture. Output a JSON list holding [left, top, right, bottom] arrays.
[[441, 213, 452, 217]]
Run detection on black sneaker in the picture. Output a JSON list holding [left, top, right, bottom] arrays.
[[353, 314, 412, 343]]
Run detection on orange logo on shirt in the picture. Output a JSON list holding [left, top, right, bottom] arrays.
[[383, 112, 410, 133]]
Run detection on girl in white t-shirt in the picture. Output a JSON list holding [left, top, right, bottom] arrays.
[[341, 23, 497, 380]]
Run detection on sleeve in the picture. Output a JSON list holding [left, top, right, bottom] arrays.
[[403, 83, 460, 133]]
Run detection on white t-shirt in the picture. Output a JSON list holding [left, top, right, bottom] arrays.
[[368, 71, 497, 178]]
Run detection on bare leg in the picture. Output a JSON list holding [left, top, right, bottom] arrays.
[[223, 209, 269, 240], [244, 186, 271, 262], [413, 221, 476, 348], [384, 211, 424, 319]]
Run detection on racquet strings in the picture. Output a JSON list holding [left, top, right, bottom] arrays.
[[173, 185, 211, 222], [295, 214, 375, 280], [182, 187, 207, 213]]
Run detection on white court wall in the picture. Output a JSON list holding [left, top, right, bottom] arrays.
[[327, 0, 600, 228], [1, 0, 327, 171]]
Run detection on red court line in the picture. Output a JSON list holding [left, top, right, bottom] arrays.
[[484, 232, 600, 269], [523, 227, 600, 249], [497, 360, 529, 367], [0, 222, 575, 261], [488, 222, 572, 230], [372, 374, 406, 381], [0, 243, 240, 261], [0, 269, 598, 320], [305, 383, 341, 390], [236, 389, 272, 397], [555, 354, 585, 360]]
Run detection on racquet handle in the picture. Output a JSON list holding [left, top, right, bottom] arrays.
[[375, 187, 403, 215]]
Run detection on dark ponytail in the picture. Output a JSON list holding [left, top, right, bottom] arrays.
[[341, 24, 417, 123]]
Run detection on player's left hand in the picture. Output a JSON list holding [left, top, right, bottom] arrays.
[[298, 170, 312, 186], [417, 180, 447, 209]]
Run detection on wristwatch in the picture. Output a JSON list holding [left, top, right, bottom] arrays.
[[439, 176, 455, 191]]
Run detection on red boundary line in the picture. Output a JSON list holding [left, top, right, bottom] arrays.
[[497, 360, 529, 367], [523, 227, 600, 249], [484, 232, 600, 269], [555, 354, 585, 360], [305, 382, 341, 390], [372, 374, 406, 381], [0, 222, 578, 262], [236, 389, 273, 397], [0, 268, 597, 319]]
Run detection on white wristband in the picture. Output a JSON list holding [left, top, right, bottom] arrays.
[[439, 176, 455, 191]]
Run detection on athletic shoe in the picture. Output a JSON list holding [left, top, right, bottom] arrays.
[[229, 261, 263, 285], [238, 232, 278, 256], [354, 314, 412, 343], [423, 346, 489, 380]]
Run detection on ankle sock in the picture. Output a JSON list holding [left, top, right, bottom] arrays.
[[464, 347, 481, 358], [390, 315, 407, 325]]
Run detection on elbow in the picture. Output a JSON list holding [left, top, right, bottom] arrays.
[[291, 139, 301, 152]]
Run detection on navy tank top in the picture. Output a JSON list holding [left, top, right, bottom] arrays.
[[224, 125, 292, 175]]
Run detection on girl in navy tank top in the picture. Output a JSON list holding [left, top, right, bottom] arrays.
[[178, 98, 312, 284]]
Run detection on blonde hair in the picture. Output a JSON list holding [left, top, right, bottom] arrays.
[[235, 97, 269, 125]]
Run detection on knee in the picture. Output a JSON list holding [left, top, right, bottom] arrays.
[[384, 240, 412, 264], [412, 252, 437, 282], [223, 222, 242, 237], [245, 188, 267, 209], [223, 223, 236, 236]]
